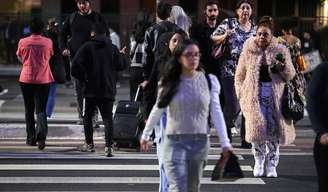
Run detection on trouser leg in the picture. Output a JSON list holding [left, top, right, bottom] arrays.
[[97, 99, 114, 147], [20, 83, 36, 144], [34, 84, 50, 141], [83, 98, 96, 145], [314, 138, 328, 192]]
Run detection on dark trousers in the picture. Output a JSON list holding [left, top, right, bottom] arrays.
[[4, 39, 17, 64], [240, 115, 246, 141], [84, 98, 114, 147], [314, 138, 328, 192], [221, 76, 240, 141], [129, 67, 143, 101], [74, 79, 98, 121], [20, 83, 50, 143]]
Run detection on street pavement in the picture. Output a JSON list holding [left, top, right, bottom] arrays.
[[0, 74, 318, 191]]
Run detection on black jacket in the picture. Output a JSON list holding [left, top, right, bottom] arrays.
[[190, 21, 220, 76], [60, 11, 109, 56], [142, 20, 179, 80], [306, 62, 328, 139], [71, 36, 126, 99]]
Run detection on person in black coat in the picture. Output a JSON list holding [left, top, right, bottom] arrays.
[[71, 23, 126, 157], [306, 62, 328, 192]]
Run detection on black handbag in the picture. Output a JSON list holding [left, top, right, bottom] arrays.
[[49, 54, 66, 84], [211, 151, 244, 181], [281, 81, 304, 121], [211, 18, 233, 60]]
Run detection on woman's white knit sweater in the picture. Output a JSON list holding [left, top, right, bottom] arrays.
[[141, 71, 231, 148]]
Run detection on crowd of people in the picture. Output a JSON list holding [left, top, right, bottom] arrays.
[[12, 0, 328, 191]]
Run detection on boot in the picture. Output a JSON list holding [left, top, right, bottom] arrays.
[[266, 162, 278, 178], [253, 157, 265, 177]]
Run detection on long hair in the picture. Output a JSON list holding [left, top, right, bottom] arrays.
[[157, 39, 198, 108], [170, 5, 191, 34]]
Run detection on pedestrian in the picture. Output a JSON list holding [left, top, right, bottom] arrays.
[[129, 10, 153, 101], [16, 17, 54, 150], [307, 62, 328, 192], [141, 1, 179, 120], [235, 16, 296, 177], [71, 23, 126, 157], [140, 39, 232, 191], [61, 0, 108, 127], [3, 17, 19, 64], [211, 0, 256, 148], [141, 29, 187, 192], [169, 5, 191, 35]]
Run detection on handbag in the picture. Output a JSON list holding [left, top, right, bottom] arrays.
[[296, 54, 307, 71], [211, 151, 244, 181], [281, 81, 304, 121], [211, 18, 233, 60], [49, 54, 66, 84]]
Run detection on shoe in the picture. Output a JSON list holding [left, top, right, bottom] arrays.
[[79, 143, 95, 152], [26, 141, 37, 146], [38, 140, 46, 150], [76, 119, 83, 125], [104, 147, 113, 157], [266, 166, 278, 178], [241, 140, 252, 149], [0, 88, 8, 96]]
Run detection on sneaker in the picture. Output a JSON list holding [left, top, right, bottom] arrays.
[[104, 147, 113, 157], [38, 140, 46, 150], [241, 140, 252, 149], [26, 140, 37, 146], [0, 88, 8, 96], [79, 143, 95, 152], [76, 119, 83, 125], [93, 123, 100, 129]]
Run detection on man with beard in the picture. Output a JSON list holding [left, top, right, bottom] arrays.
[[61, 0, 108, 128], [190, 0, 221, 79]]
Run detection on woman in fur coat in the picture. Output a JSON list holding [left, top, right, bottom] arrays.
[[235, 16, 296, 178]]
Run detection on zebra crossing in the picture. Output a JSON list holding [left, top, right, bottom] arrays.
[[0, 137, 265, 191]]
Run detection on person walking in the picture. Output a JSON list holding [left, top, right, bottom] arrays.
[[235, 16, 296, 178], [211, 0, 256, 148], [140, 39, 232, 191], [16, 17, 54, 150], [141, 2, 179, 120], [71, 24, 126, 157], [307, 62, 328, 192], [169, 5, 191, 36], [61, 0, 108, 127]]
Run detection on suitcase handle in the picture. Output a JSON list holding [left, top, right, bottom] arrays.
[[134, 86, 142, 102]]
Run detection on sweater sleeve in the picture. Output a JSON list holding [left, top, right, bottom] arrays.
[[209, 75, 232, 149], [141, 87, 165, 141]]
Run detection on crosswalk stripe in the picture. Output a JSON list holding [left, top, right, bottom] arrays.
[[0, 164, 253, 172], [0, 177, 265, 185]]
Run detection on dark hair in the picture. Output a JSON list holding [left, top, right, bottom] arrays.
[[29, 17, 44, 34], [133, 10, 153, 43], [204, 0, 219, 9], [236, 0, 253, 9], [279, 17, 299, 31], [91, 23, 107, 35], [257, 16, 274, 32], [76, 0, 90, 3], [157, 2, 172, 20], [157, 39, 198, 108]]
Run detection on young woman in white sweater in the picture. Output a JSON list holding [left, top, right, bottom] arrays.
[[140, 39, 232, 192]]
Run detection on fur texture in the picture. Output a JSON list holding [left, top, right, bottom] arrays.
[[235, 37, 296, 145]]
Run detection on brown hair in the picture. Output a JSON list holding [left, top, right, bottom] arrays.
[[257, 16, 274, 32]]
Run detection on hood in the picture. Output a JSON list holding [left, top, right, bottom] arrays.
[[91, 35, 112, 47]]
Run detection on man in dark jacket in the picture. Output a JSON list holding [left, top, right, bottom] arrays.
[[61, 0, 109, 126], [307, 62, 328, 192], [141, 2, 179, 119], [71, 24, 125, 157]]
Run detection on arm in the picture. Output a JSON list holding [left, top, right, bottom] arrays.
[[112, 45, 127, 71], [60, 16, 71, 55], [142, 27, 154, 81], [71, 44, 87, 81], [211, 18, 232, 45], [278, 46, 296, 81], [234, 47, 247, 99], [209, 75, 232, 149]]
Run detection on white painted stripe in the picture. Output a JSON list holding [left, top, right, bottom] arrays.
[[0, 164, 253, 172], [0, 100, 5, 109], [0, 177, 265, 185]]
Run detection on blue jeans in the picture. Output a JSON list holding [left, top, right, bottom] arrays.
[[46, 83, 56, 118], [163, 134, 209, 192]]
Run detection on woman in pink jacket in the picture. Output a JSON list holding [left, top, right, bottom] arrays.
[[235, 16, 296, 178], [16, 18, 54, 150]]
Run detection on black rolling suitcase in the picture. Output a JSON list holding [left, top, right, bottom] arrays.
[[113, 87, 144, 150]]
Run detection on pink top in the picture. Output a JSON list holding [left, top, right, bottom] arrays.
[[16, 35, 54, 84]]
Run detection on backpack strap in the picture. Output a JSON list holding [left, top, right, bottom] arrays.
[[205, 73, 212, 91], [205, 73, 212, 129]]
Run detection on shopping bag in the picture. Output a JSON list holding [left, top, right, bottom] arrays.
[[211, 151, 244, 181]]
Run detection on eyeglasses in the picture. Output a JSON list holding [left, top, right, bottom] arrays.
[[182, 52, 201, 58]]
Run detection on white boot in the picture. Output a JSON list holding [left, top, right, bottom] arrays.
[[253, 158, 265, 177], [266, 164, 278, 178]]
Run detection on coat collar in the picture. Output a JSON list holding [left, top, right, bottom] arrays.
[[245, 36, 280, 55]]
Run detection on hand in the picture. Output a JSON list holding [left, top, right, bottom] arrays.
[[225, 29, 234, 38], [140, 80, 148, 89], [140, 139, 152, 152], [319, 133, 328, 145], [120, 46, 128, 55], [271, 60, 285, 73], [62, 49, 70, 57]]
